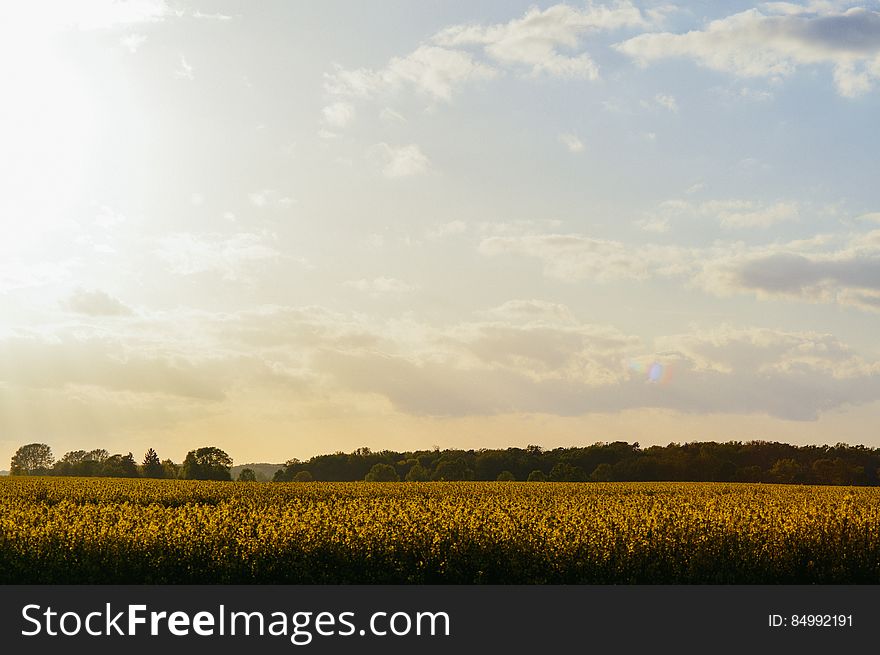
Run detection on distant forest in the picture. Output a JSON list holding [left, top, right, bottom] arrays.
[[280, 441, 878, 485], [8, 441, 880, 486]]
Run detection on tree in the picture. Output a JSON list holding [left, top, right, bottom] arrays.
[[182, 446, 233, 481], [527, 470, 547, 482], [292, 470, 314, 482], [365, 463, 400, 482], [86, 449, 110, 463], [405, 463, 430, 482], [550, 462, 587, 482], [431, 457, 473, 481], [54, 450, 87, 476], [101, 453, 139, 478], [161, 459, 181, 479], [496, 470, 516, 481], [590, 463, 613, 482], [238, 468, 257, 482], [10, 443, 54, 476], [142, 448, 165, 479], [770, 458, 805, 485]]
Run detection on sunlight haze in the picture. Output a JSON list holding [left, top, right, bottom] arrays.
[[2, 0, 880, 466]]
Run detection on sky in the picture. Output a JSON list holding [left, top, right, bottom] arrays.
[[2, 0, 880, 467]]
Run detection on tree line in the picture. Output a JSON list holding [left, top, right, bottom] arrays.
[[276, 440, 879, 485], [9, 440, 880, 486], [8, 444, 249, 481]]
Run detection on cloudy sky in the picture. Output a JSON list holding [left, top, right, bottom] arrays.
[[2, 0, 880, 466]]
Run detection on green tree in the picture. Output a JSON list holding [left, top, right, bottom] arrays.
[[101, 453, 139, 478], [182, 447, 233, 481], [527, 470, 547, 482], [496, 470, 516, 481], [161, 459, 180, 479], [431, 457, 473, 481], [238, 468, 257, 482], [142, 448, 165, 478], [10, 443, 54, 476], [292, 470, 314, 482], [590, 463, 613, 482], [405, 463, 430, 482], [550, 462, 587, 482], [770, 458, 805, 484], [365, 463, 400, 482]]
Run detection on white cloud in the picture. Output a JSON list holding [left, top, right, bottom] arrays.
[[615, 7, 880, 97], [13, 301, 879, 425], [156, 232, 279, 280], [643, 198, 799, 230], [0, 333, 226, 401], [480, 219, 880, 312], [66, 289, 132, 316], [479, 233, 695, 281], [433, 2, 650, 79], [174, 54, 193, 80], [380, 107, 406, 123], [653, 93, 678, 111], [558, 132, 584, 152], [426, 220, 467, 240], [6, 0, 170, 35], [699, 230, 880, 310], [321, 101, 355, 128], [344, 277, 416, 295], [295, 308, 880, 420], [856, 211, 880, 223], [485, 299, 577, 325], [190, 10, 233, 21], [248, 189, 295, 208], [635, 216, 670, 233], [325, 45, 496, 101], [371, 143, 430, 178], [322, 1, 653, 121], [120, 33, 147, 53]]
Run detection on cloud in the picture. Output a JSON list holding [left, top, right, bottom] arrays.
[[0, 334, 225, 401], [248, 189, 295, 208], [426, 220, 467, 240], [432, 2, 650, 79], [700, 230, 880, 310], [484, 299, 578, 324], [156, 232, 279, 280], [653, 93, 678, 111], [479, 233, 694, 281], [66, 289, 133, 316], [558, 132, 585, 152], [371, 143, 430, 178], [380, 107, 406, 123], [305, 310, 880, 420], [174, 54, 193, 80], [480, 220, 880, 311], [344, 277, 416, 295], [321, 101, 355, 128], [856, 211, 880, 223], [325, 45, 496, 101], [615, 6, 880, 97], [641, 198, 799, 230], [14, 302, 878, 425], [11, 0, 233, 35], [322, 1, 653, 124], [119, 33, 147, 53], [8, 0, 170, 34]]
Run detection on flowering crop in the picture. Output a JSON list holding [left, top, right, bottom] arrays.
[[1, 477, 878, 583]]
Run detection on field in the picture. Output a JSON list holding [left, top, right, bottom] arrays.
[[1, 477, 879, 584]]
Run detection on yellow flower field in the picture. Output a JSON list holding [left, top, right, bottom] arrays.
[[1, 477, 878, 583]]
